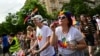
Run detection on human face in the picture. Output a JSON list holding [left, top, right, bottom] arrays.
[[80, 15, 86, 21], [58, 15, 69, 26], [87, 16, 91, 20], [32, 18, 40, 26]]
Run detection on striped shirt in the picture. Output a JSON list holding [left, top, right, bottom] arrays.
[[81, 20, 96, 35]]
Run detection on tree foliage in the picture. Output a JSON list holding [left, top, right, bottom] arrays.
[[62, 0, 93, 16], [0, 0, 100, 36], [0, 0, 50, 36]]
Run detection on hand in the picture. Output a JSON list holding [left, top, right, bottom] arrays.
[[50, 22, 58, 32], [28, 49, 32, 53], [94, 41, 98, 46], [97, 31, 99, 35], [9, 37, 12, 40], [81, 33, 86, 38], [68, 44, 77, 50], [32, 50, 40, 55]]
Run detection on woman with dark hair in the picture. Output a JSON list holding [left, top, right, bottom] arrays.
[[80, 14, 97, 56], [50, 11, 86, 56]]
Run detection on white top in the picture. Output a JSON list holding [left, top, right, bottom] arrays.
[[36, 25, 55, 56], [55, 26, 83, 55], [96, 18, 100, 30]]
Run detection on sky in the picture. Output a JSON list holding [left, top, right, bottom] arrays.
[[0, 0, 26, 23]]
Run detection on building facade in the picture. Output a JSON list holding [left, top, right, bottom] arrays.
[[39, 0, 100, 14], [39, 0, 70, 14]]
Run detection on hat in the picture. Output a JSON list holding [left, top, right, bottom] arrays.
[[43, 21, 48, 25], [59, 11, 72, 18], [31, 15, 44, 22], [64, 11, 72, 18]]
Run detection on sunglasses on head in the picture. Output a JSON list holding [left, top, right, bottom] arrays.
[[58, 16, 66, 20]]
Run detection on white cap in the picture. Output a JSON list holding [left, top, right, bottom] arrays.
[[31, 15, 44, 22]]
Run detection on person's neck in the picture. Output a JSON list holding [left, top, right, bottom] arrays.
[[38, 23, 43, 28], [82, 21, 87, 23], [62, 25, 69, 34]]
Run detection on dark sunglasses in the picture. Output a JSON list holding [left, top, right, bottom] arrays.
[[58, 16, 66, 20]]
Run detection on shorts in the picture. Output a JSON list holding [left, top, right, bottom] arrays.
[[85, 34, 94, 46]]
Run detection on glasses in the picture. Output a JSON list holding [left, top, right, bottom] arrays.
[[58, 16, 66, 20]]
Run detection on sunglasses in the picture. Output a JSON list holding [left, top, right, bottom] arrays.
[[58, 16, 66, 20]]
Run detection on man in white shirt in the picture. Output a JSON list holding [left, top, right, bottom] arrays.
[[30, 15, 55, 56]]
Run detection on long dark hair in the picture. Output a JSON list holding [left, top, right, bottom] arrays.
[[63, 11, 72, 28], [80, 14, 88, 25], [9, 33, 15, 37]]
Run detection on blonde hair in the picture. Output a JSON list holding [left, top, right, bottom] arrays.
[[26, 26, 33, 31]]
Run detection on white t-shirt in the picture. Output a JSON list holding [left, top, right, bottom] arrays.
[[36, 25, 55, 56], [55, 26, 83, 55], [96, 18, 100, 30]]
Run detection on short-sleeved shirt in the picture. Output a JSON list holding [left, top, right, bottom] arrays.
[[81, 20, 96, 35], [55, 26, 83, 55], [36, 25, 55, 56]]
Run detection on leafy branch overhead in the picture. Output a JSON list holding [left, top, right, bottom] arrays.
[[0, 0, 50, 35], [0, 0, 100, 36]]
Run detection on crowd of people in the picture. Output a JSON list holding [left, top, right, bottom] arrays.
[[1, 11, 100, 56]]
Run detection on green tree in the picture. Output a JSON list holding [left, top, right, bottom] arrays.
[[0, 0, 50, 35], [94, 5, 100, 15], [62, 0, 91, 16]]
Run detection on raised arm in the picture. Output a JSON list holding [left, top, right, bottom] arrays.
[[50, 23, 58, 46]]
